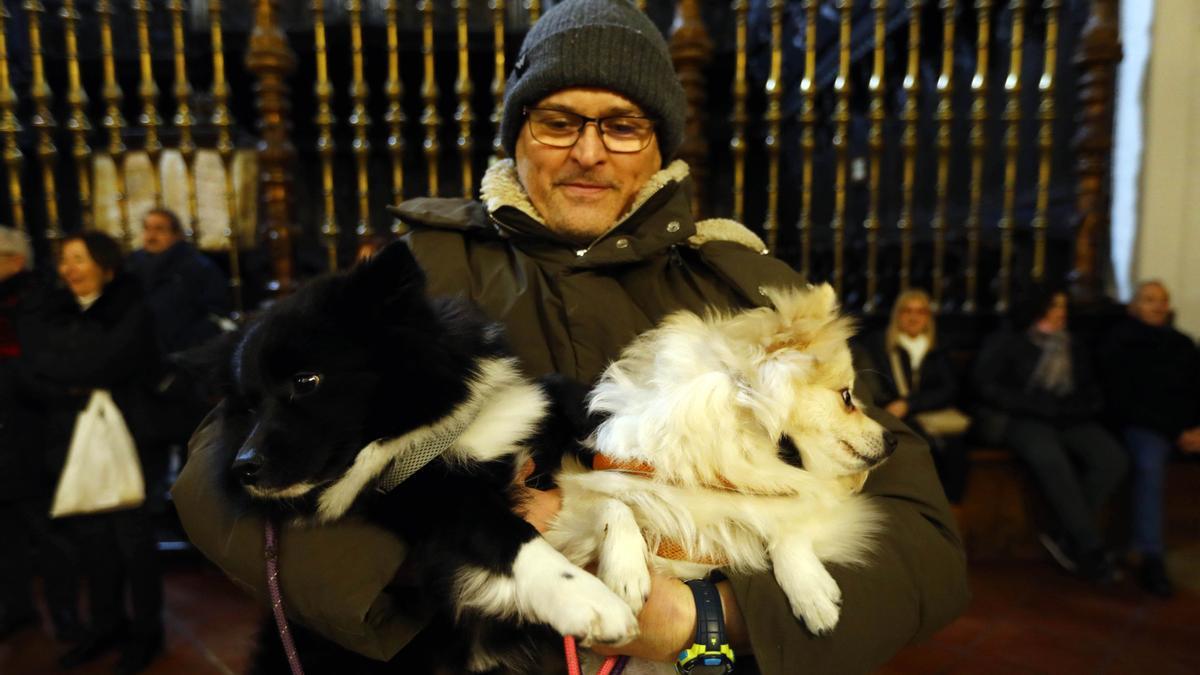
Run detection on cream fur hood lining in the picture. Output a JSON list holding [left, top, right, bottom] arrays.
[[479, 159, 768, 255]]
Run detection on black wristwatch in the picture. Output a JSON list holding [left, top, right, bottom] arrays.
[[676, 578, 735, 674]]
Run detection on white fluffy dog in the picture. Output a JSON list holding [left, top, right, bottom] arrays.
[[546, 284, 896, 636]]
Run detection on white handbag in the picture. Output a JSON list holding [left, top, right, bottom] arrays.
[[50, 390, 146, 518]]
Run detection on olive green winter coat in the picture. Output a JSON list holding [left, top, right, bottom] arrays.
[[172, 160, 968, 674]]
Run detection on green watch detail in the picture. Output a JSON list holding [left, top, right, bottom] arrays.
[[676, 579, 736, 674]]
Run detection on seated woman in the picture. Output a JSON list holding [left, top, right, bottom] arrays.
[[973, 285, 1127, 583], [1100, 280, 1200, 597], [856, 289, 969, 503], [21, 232, 166, 674]]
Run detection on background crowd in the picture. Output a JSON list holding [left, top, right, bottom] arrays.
[[0, 212, 1198, 672], [0, 214, 228, 674]]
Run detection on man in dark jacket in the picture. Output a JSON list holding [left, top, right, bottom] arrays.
[[1100, 280, 1200, 597], [126, 207, 229, 355], [172, 1, 969, 672]]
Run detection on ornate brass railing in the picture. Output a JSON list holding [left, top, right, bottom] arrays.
[[0, 0, 1117, 316]]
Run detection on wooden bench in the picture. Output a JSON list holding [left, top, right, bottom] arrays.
[[955, 447, 1200, 561]]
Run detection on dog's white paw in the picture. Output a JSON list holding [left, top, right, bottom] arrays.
[[595, 498, 652, 613], [598, 547, 652, 615], [786, 571, 842, 635], [513, 539, 639, 646], [772, 537, 843, 635], [538, 569, 641, 647]]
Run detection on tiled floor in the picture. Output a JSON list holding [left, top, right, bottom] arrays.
[[1, 555, 1197, 674]]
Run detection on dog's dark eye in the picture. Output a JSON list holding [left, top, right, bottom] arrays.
[[291, 372, 322, 398], [841, 388, 855, 411]]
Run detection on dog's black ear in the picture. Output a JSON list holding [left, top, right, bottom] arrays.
[[171, 328, 242, 394], [345, 240, 427, 309]]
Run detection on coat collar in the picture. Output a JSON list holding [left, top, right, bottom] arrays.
[[388, 159, 769, 268]]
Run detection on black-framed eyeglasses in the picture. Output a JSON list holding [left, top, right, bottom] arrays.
[[524, 107, 657, 153]]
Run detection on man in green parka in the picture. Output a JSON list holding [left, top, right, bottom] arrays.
[[172, 0, 969, 672]]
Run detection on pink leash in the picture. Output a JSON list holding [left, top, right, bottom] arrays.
[[264, 520, 305, 675], [563, 635, 628, 675]]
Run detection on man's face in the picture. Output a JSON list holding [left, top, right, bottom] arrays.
[[142, 212, 181, 255], [1131, 282, 1171, 327], [515, 88, 662, 243]]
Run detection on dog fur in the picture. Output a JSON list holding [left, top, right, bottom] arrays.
[[197, 242, 636, 674], [546, 284, 895, 636]]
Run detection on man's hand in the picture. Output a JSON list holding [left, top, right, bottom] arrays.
[[511, 459, 748, 663], [591, 576, 749, 662], [885, 399, 909, 419], [513, 459, 562, 534], [1178, 427, 1200, 454]]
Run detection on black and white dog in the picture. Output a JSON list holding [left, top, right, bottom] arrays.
[[199, 242, 637, 674]]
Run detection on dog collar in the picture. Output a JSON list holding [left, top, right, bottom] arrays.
[[375, 414, 473, 493]]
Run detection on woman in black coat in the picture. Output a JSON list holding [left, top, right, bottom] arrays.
[[857, 289, 968, 502], [22, 232, 165, 674], [973, 285, 1127, 584]]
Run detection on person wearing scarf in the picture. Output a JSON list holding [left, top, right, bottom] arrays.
[[973, 285, 1127, 584]]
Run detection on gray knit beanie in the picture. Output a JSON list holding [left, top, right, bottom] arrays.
[[501, 0, 686, 163]]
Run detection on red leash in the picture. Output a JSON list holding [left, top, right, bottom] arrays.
[[264, 520, 305, 675], [563, 635, 628, 675]]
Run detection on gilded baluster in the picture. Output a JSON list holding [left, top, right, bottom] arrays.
[[489, 0, 506, 160], [863, 0, 887, 313], [763, 0, 783, 250], [246, 0, 298, 297], [209, 0, 243, 314], [98, 0, 130, 246], [963, 0, 991, 314], [420, 1, 441, 197], [313, 0, 338, 269], [348, 0, 372, 243], [454, 0, 474, 196], [898, 0, 921, 293], [0, 7, 24, 234], [169, 0, 198, 238], [133, 0, 163, 206], [932, 0, 956, 308], [1070, 0, 1117, 304], [1032, 0, 1058, 281], [24, 1, 61, 249], [831, 0, 852, 295], [669, 0, 712, 217], [797, 0, 818, 280], [729, 0, 748, 223], [384, 0, 405, 219], [998, 0, 1024, 312], [61, 0, 92, 230], [525, 0, 540, 23]]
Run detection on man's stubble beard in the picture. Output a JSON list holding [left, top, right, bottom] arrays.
[[540, 170, 627, 243]]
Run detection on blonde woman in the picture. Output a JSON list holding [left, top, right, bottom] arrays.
[[856, 289, 969, 502]]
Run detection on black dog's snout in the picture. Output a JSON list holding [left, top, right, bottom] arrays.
[[882, 431, 899, 457], [232, 446, 265, 485]]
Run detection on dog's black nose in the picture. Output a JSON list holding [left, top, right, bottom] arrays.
[[882, 431, 898, 457], [232, 446, 265, 485]]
